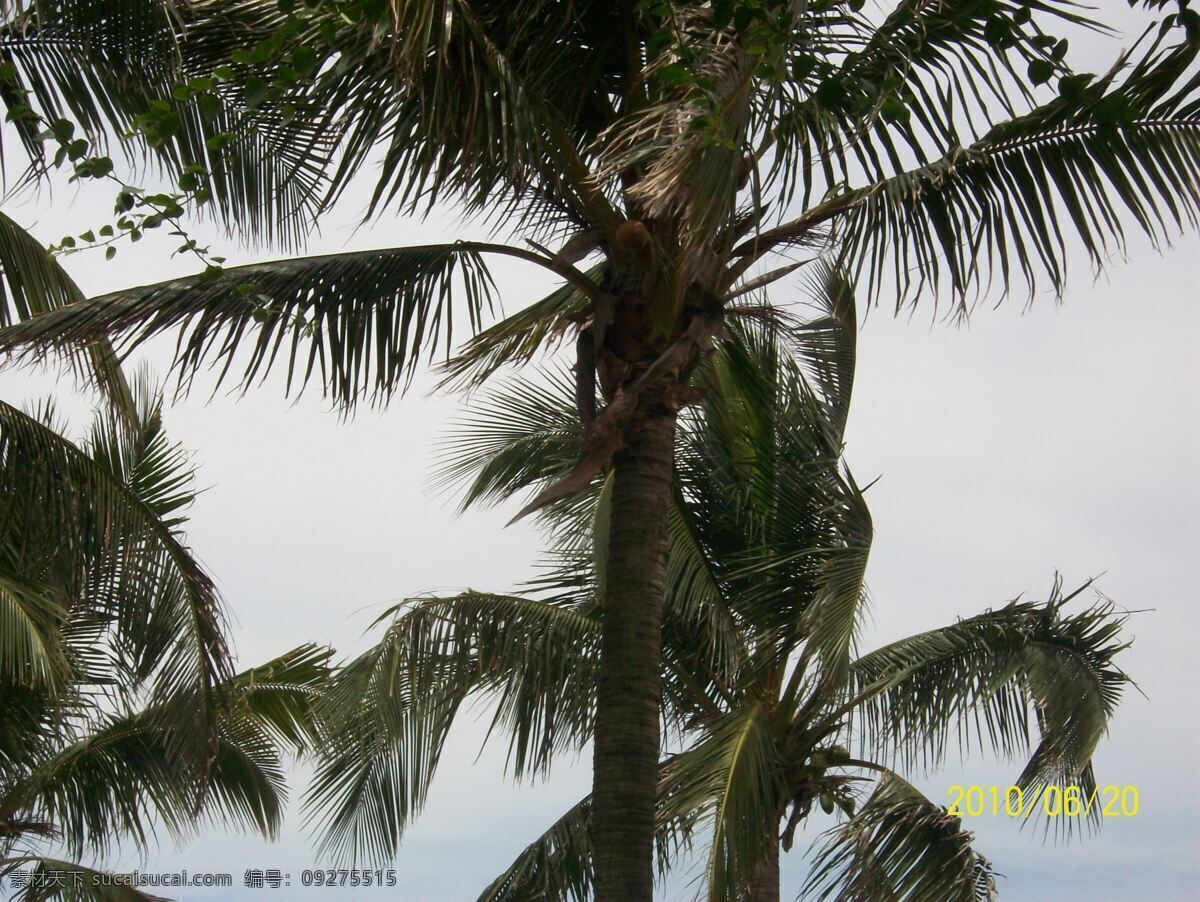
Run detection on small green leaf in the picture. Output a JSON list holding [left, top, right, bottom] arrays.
[[50, 118, 75, 143], [291, 44, 319, 78], [1027, 59, 1055, 86]]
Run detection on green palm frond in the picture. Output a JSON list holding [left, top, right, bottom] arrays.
[[801, 772, 997, 902], [477, 795, 593, 902], [662, 492, 747, 701], [305, 592, 597, 864], [796, 470, 873, 687], [85, 367, 195, 526], [0, 210, 134, 422], [438, 263, 602, 392], [764, 0, 1106, 208], [233, 0, 623, 234], [679, 306, 871, 680], [225, 642, 331, 753], [1, 645, 330, 856], [786, 261, 858, 451], [0, 398, 230, 757], [819, 34, 1200, 305], [0, 0, 178, 160], [0, 0, 326, 245], [654, 702, 783, 902], [433, 368, 584, 514], [0, 244, 497, 409], [848, 581, 1129, 821], [0, 569, 67, 690], [0, 210, 85, 321]]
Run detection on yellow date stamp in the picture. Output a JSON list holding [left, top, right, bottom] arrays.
[[947, 784, 1140, 818]]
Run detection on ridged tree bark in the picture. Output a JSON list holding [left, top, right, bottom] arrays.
[[592, 396, 677, 901], [745, 832, 781, 902]]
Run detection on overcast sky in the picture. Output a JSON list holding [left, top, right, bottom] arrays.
[[2, 5, 1198, 900]]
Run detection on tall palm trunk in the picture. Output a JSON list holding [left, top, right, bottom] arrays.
[[592, 396, 677, 901], [746, 834, 781, 902]]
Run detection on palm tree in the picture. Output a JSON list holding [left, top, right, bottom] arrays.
[[0, 3, 1190, 895], [0, 645, 331, 901], [304, 270, 1130, 900], [0, 370, 332, 897]]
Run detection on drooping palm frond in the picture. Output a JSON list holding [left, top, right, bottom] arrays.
[[221, 0, 624, 237], [478, 795, 594, 902], [437, 262, 603, 392], [304, 592, 597, 864], [224, 642, 330, 754], [0, 0, 328, 245], [0, 0, 178, 159], [433, 368, 584, 515], [0, 644, 330, 857], [755, 26, 1200, 306], [801, 772, 998, 902], [763, 0, 1108, 208], [0, 395, 229, 760], [0, 209, 134, 421], [0, 244, 497, 408], [0, 569, 66, 691], [848, 582, 1129, 824], [0, 210, 84, 320]]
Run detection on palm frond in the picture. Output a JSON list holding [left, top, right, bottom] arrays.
[[438, 263, 602, 392], [848, 581, 1129, 826], [0, 244, 497, 409], [225, 642, 331, 753], [85, 367, 195, 526], [765, 0, 1106, 208], [826, 32, 1200, 305], [787, 260, 858, 451], [0, 0, 327, 245], [0, 399, 230, 759], [0, 569, 67, 690], [0, 209, 134, 421], [233, 0, 623, 235], [0, 210, 85, 321], [2, 644, 326, 856], [477, 795, 593, 902], [656, 702, 783, 902], [678, 315, 871, 681], [801, 772, 997, 902], [433, 367, 583, 514], [305, 592, 597, 864]]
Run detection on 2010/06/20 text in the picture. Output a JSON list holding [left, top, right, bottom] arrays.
[[947, 784, 1139, 818]]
